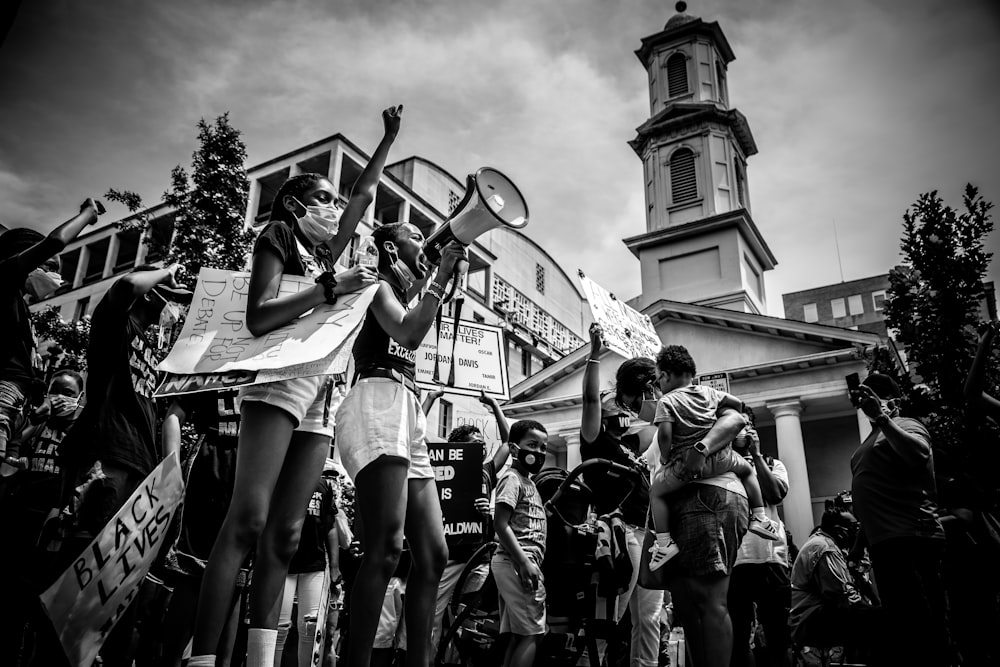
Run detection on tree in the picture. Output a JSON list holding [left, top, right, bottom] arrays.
[[881, 185, 996, 459], [109, 113, 255, 277], [30, 305, 91, 373]]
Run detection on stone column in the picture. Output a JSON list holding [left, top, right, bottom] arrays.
[[564, 431, 582, 470], [766, 399, 814, 542]]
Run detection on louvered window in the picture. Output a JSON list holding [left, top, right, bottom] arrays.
[[670, 148, 698, 203], [735, 162, 746, 206], [667, 53, 688, 97]]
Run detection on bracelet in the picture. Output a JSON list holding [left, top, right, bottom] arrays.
[[316, 272, 339, 305], [426, 282, 446, 302]]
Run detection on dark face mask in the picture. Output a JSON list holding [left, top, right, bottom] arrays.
[[515, 447, 545, 475]]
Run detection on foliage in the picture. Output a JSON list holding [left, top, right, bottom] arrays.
[[30, 306, 91, 373], [880, 185, 996, 459]]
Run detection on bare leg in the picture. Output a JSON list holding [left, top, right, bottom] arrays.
[[345, 457, 409, 667], [192, 402, 296, 655], [737, 467, 765, 510], [403, 477, 449, 667], [649, 478, 673, 534], [503, 634, 542, 667]]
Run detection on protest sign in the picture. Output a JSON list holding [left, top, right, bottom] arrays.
[[416, 320, 510, 400], [697, 372, 730, 394], [157, 267, 377, 376], [41, 453, 184, 667], [310, 569, 331, 667], [430, 441, 487, 546], [578, 271, 661, 360]]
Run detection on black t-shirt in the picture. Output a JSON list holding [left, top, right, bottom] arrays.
[[290, 476, 338, 574], [24, 416, 77, 477], [181, 388, 240, 450], [448, 458, 501, 563], [62, 286, 159, 475], [253, 222, 307, 277], [352, 279, 417, 381], [580, 427, 651, 527], [0, 249, 51, 386]]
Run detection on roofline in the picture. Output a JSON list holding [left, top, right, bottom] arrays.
[[635, 18, 736, 67], [386, 155, 465, 192], [781, 273, 890, 298], [629, 103, 758, 158], [501, 227, 586, 300]]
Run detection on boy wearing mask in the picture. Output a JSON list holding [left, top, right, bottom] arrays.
[[491, 419, 548, 667]]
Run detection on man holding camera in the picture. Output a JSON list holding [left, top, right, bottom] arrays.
[[849, 373, 953, 667]]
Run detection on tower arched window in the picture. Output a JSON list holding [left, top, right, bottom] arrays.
[[735, 161, 746, 207], [666, 53, 688, 98], [670, 148, 698, 204]]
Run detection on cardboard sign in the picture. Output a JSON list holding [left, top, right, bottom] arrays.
[[416, 320, 510, 400], [430, 441, 487, 546], [697, 372, 731, 394], [41, 453, 184, 667], [578, 271, 660, 360], [157, 267, 377, 375]]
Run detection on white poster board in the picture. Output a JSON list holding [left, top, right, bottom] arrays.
[[416, 320, 510, 400], [578, 271, 661, 360], [41, 453, 184, 667]]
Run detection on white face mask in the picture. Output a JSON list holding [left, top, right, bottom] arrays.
[[48, 393, 79, 418], [295, 199, 341, 247], [386, 245, 417, 289], [25, 268, 63, 300]]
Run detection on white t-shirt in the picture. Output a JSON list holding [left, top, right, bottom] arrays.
[[735, 457, 789, 567]]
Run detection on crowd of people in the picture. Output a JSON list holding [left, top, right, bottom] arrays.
[[0, 102, 997, 667]]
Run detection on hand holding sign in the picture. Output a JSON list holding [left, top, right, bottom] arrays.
[[578, 271, 661, 360]]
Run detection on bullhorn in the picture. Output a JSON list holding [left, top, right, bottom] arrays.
[[423, 167, 529, 265]]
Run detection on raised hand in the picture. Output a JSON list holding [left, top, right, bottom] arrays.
[[382, 105, 404, 140], [589, 322, 603, 356]]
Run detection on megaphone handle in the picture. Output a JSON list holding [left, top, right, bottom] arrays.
[[432, 306, 444, 384], [446, 296, 465, 387]]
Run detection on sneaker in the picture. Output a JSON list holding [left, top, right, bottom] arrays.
[[749, 515, 780, 541], [648, 540, 680, 571]]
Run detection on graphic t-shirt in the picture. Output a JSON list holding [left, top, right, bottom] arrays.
[[290, 476, 338, 574], [25, 417, 76, 476], [352, 280, 417, 381], [495, 469, 546, 560], [62, 286, 159, 475], [580, 426, 651, 527]]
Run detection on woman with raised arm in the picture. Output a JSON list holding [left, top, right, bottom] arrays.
[[189, 106, 402, 667]]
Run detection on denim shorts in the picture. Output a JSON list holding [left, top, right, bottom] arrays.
[[669, 483, 749, 578], [239, 375, 338, 438], [334, 378, 433, 481]]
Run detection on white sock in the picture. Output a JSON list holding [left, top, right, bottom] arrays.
[[656, 532, 673, 548], [752, 507, 767, 521], [247, 628, 278, 667], [187, 657, 216, 667]]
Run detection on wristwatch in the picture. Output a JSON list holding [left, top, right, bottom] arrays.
[[874, 413, 891, 427], [693, 442, 709, 457], [316, 271, 339, 305]]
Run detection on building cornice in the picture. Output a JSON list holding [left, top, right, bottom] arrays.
[[629, 103, 757, 158], [635, 18, 735, 67]]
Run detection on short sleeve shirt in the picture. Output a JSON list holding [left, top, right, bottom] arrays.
[[653, 384, 726, 455], [736, 457, 790, 567], [495, 470, 546, 560], [290, 477, 338, 574], [25, 417, 76, 476], [179, 389, 241, 449], [252, 222, 307, 277]]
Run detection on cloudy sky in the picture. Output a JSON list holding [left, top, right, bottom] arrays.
[[1, 0, 998, 317]]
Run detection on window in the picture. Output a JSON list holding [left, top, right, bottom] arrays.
[[666, 52, 688, 98], [521, 348, 532, 377], [803, 303, 819, 323], [848, 294, 864, 316], [716, 61, 728, 106], [669, 148, 698, 204], [447, 190, 461, 214], [74, 297, 91, 321], [535, 264, 545, 294], [342, 233, 360, 267], [83, 238, 110, 285], [831, 298, 846, 319], [872, 290, 887, 312], [438, 399, 453, 439], [735, 161, 746, 207], [645, 155, 656, 213], [473, 312, 485, 323], [113, 230, 141, 273]]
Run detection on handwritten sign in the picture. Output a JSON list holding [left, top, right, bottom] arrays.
[[697, 372, 731, 394], [430, 441, 487, 547], [415, 320, 510, 400], [157, 268, 377, 375], [41, 453, 184, 667], [578, 271, 661, 360]]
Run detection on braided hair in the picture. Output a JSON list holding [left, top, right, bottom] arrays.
[[268, 173, 328, 227]]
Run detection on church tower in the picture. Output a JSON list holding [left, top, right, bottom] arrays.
[[625, 2, 776, 314]]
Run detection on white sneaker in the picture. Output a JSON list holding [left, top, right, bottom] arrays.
[[749, 515, 780, 541], [648, 540, 680, 571]]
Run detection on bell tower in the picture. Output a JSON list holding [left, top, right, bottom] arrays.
[[625, 2, 776, 314]]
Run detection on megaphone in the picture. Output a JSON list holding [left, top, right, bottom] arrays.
[[423, 167, 529, 265]]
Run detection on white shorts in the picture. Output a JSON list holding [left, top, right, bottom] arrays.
[[239, 375, 339, 439], [334, 377, 433, 481]]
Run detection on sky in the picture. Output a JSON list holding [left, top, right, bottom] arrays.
[[1, 0, 998, 317]]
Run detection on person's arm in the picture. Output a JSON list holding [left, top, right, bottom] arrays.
[[747, 429, 788, 505], [656, 420, 674, 464], [815, 551, 865, 609], [369, 242, 468, 349], [5, 199, 101, 276], [245, 247, 376, 337], [580, 322, 604, 444], [161, 400, 187, 461], [964, 322, 1000, 418], [421, 388, 445, 416], [680, 405, 747, 478], [323, 106, 403, 261], [855, 385, 931, 467], [105, 263, 184, 312], [326, 523, 341, 583], [494, 500, 541, 592], [480, 390, 510, 445]]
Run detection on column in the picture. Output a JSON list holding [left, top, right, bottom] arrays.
[[399, 199, 412, 224], [766, 399, 814, 542], [244, 177, 262, 229], [103, 233, 120, 279], [329, 147, 344, 198], [564, 431, 582, 470], [73, 245, 89, 288]]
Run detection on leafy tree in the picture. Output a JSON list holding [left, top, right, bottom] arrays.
[[881, 185, 996, 459], [30, 306, 91, 373]]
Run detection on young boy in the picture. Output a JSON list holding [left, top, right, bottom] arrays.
[[492, 419, 549, 667], [648, 345, 779, 571]]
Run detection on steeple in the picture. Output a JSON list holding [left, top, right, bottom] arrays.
[[625, 2, 776, 314]]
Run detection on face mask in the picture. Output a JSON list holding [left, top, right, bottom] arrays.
[[49, 394, 79, 418], [295, 199, 341, 247], [159, 300, 181, 328], [386, 245, 417, 289], [26, 268, 63, 300], [514, 446, 545, 476]]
